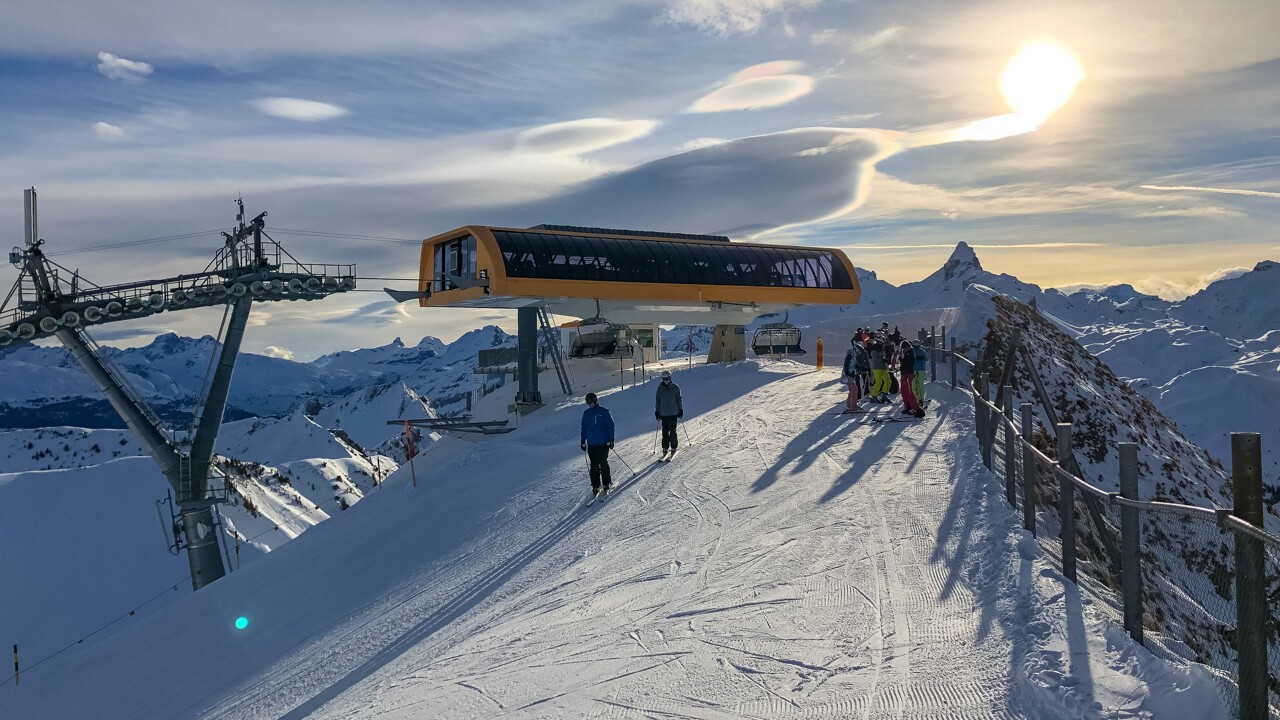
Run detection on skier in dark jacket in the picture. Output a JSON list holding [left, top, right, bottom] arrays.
[[580, 392, 615, 496], [654, 370, 683, 458], [898, 340, 924, 417], [842, 337, 868, 412]]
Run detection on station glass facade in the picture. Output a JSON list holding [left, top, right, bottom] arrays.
[[491, 230, 853, 290]]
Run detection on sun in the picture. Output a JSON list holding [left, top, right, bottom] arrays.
[[999, 39, 1084, 121]]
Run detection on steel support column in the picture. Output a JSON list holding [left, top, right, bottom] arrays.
[[515, 306, 542, 405]]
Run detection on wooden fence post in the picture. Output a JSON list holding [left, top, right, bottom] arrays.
[[1021, 402, 1036, 536], [1057, 423, 1077, 583], [930, 325, 938, 382], [1003, 386, 1015, 507], [950, 337, 957, 390], [1118, 442, 1143, 645], [976, 375, 991, 468], [1231, 433, 1267, 720]]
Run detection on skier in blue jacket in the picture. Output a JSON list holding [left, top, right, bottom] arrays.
[[580, 392, 615, 496]]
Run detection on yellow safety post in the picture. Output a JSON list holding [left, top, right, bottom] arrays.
[[816, 337, 824, 370]]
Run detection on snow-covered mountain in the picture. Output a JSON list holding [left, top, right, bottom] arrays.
[[975, 290, 1278, 689], [762, 245, 1280, 480], [895, 241, 1043, 310], [1170, 260, 1280, 341], [0, 327, 515, 431]]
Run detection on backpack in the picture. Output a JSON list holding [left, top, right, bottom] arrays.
[[914, 346, 928, 372], [843, 349, 857, 376]]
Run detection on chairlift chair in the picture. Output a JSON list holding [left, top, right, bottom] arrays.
[[569, 316, 637, 359], [751, 312, 806, 357]]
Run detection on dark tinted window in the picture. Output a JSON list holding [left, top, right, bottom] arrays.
[[490, 231, 852, 289]]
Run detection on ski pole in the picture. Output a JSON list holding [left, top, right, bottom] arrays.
[[611, 447, 637, 477], [653, 425, 659, 455], [679, 418, 689, 447]]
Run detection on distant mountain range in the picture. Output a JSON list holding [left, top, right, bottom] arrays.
[[3, 242, 1276, 485], [0, 326, 515, 434]]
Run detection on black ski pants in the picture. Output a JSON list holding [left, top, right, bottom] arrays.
[[587, 444, 612, 490], [660, 415, 679, 451]]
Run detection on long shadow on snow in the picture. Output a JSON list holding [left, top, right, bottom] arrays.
[[750, 409, 863, 494], [818, 417, 912, 504], [277, 504, 598, 720]]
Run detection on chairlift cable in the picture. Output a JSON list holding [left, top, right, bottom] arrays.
[[44, 230, 223, 258], [271, 228, 421, 245]]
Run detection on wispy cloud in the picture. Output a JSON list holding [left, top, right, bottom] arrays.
[[1131, 266, 1252, 300], [1134, 206, 1243, 219], [262, 345, 295, 360], [812, 24, 905, 55], [856, 175, 1241, 222], [1140, 184, 1280, 200], [253, 97, 348, 122], [93, 121, 125, 140], [515, 118, 658, 155], [677, 137, 728, 151], [848, 242, 1106, 251], [96, 51, 152, 80], [665, 0, 821, 34], [687, 61, 816, 113]]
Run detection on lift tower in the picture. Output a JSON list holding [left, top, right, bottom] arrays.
[[1, 189, 357, 590]]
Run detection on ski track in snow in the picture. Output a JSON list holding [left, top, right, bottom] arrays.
[[213, 371, 1080, 718], [2, 362, 1227, 720]]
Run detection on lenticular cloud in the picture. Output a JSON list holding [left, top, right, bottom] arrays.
[[523, 127, 900, 236], [515, 118, 658, 155], [687, 61, 816, 113]]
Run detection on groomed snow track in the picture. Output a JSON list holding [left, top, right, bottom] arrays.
[[1, 361, 1223, 719]]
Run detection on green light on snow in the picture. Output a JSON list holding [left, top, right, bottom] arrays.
[[234, 616, 249, 630]]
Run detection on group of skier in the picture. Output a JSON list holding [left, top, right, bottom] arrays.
[[841, 322, 928, 418], [579, 369, 683, 501]]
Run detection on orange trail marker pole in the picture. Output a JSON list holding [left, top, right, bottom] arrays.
[[816, 337, 824, 370]]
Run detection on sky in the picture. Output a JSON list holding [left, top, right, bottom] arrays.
[[0, 0, 1277, 360]]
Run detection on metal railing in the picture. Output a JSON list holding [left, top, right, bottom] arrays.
[[924, 329, 1279, 720]]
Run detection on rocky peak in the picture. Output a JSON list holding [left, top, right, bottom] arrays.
[[941, 241, 982, 282]]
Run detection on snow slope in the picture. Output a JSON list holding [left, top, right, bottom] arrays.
[[1171, 261, 1280, 341], [0, 362, 1227, 719]]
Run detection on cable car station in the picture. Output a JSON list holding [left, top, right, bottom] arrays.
[[387, 224, 860, 408]]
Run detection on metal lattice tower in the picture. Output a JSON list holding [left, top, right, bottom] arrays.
[[1, 188, 358, 590]]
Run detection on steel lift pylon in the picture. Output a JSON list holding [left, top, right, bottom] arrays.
[[1, 189, 357, 590]]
